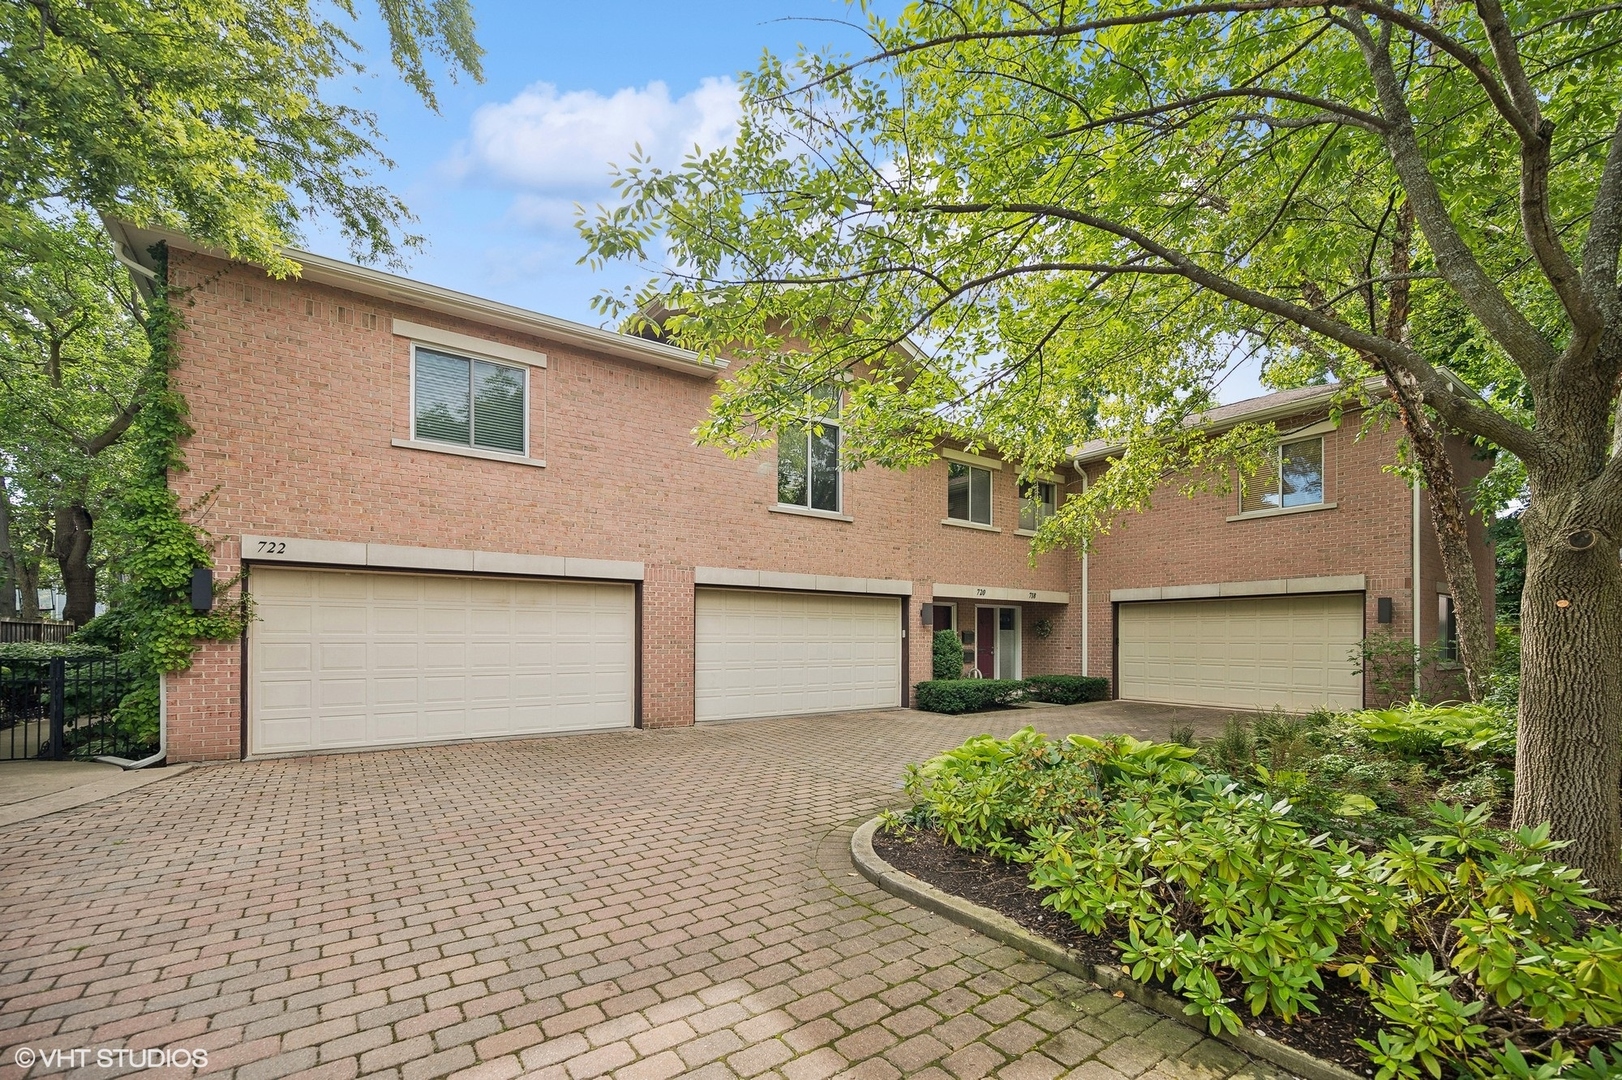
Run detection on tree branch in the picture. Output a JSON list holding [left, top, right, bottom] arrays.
[[1582, 113, 1622, 319], [1346, 15, 1561, 374], [1471, 0, 1604, 337], [1052, 87, 1389, 137], [915, 197, 1548, 463]]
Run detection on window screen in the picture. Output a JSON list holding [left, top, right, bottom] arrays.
[[1019, 480, 1057, 531], [948, 462, 992, 524], [777, 388, 841, 512], [1241, 437, 1324, 512], [413, 347, 526, 454]]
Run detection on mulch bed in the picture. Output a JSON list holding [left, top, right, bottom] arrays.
[[874, 826, 1380, 1075]]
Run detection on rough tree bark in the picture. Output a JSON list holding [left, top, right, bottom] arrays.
[[17, 553, 40, 620], [1320, 205, 1495, 700], [0, 476, 16, 619], [51, 503, 94, 626], [1514, 485, 1622, 892]]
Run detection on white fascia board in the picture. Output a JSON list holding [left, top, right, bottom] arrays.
[[1071, 377, 1388, 466], [104, 219, 724, 379]]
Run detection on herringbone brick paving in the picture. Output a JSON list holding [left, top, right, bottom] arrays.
[[0, 708, 1273, 1080]]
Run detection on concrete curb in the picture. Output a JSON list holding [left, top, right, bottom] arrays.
[[0, 763, 194, 827], [851, 817, 1363, 1080]]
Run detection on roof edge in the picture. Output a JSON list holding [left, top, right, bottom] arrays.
[[1069, 376, 1389, 465], [103, 219, 727, 380]]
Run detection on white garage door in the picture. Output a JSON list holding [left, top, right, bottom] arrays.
[[1118, 593, 1364, 711], [250, 568, 635, 755], [695, 589, 902, 722]]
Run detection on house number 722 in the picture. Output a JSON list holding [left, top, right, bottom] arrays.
[[256, 541, 287, 554]]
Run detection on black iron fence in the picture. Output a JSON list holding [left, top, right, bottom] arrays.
[[0, 619, 75, 644], [0, 654, 149, 762]]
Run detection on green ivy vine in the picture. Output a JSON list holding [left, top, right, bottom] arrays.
[[83, 243, 248, 747]]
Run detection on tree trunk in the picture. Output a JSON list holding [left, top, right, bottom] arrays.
[[0, 476, 16, 619], [17, 556, 40, 620], [1388, 374, 1494, 700], [1513, 499, 1622, 897], [52, 504, 95, 626]]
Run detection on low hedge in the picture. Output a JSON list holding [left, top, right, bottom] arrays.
[[913, 679, 1027, 714], [914, 675, 1112, 714], [1023, 674, 1110, 704]]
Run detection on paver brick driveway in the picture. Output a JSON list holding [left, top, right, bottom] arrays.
[[0, 708, 1269, 1080]]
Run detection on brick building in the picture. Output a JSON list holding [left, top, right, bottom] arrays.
[[109, 222, 1492, 762]]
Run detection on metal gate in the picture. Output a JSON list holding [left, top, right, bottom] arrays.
[[0, 655, 148, 762]]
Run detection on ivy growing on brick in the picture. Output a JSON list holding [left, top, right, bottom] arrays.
[[82, 244, 248, 746]]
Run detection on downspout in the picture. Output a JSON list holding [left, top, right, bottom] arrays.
[[1081, 550, 1090, 676], [1412, 478, 1422, 698], [95, 671, 166, 770], [1071, 459, 1090, 676]]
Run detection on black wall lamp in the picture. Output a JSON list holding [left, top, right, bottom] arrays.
[[1376, 597, 1393, 624], [190, 567, 214, 613], [920, 603, 934, 627]]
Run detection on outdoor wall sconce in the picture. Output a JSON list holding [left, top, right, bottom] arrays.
[[1376, 597, 1393, 624], [190, 567, 214, 613], [920, 603, 934, 627]]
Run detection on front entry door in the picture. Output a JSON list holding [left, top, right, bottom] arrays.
[[975, 607, 996, 677], [974, 606, 1021, 679]]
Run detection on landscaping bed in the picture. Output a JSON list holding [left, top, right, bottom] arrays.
[[881, 716, 1622, 1080], [873, 824, 1381, 1072]]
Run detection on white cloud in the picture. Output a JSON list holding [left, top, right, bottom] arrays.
[[464, 77, 740, 194]]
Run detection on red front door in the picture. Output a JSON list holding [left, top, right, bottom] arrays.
[[976, 607, 996, 678]]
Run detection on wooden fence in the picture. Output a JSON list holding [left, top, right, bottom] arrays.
[[0, 620, 75, 644]]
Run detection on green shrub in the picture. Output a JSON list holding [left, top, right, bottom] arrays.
[[1022, 674, 1109, 704], [931, 629, 965, 679], [913, 678, 1026, 714], [0, 641, 113, 664], [1350, 700, 1515, 760], [899, 729, 1620, 1080]]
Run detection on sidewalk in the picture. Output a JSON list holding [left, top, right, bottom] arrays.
[[0, 759, 192, 826]]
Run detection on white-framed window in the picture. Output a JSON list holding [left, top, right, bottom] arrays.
[[1019, 480, 1058, 531], [947, 462, 993, 525], [1240, 436, 1325, 513], [777, 385, 841, 513], [412, 346, 527, 455], [1438, 594, 1459, 665]]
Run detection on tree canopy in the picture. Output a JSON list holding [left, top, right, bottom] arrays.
[[582, 0, 1622, 890], [2, 0, 482, 269]]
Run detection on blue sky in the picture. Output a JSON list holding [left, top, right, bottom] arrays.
[[308, 0, 1267, 403]]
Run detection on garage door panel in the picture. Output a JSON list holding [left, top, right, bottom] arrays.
[[1118, 594, 1362, 712], [251, 568, 635, 755], [694, 589, 901, 723]]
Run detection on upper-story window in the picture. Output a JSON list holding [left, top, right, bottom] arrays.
[[1438, 594, 1459, 665], [1019, 480, 1058, 531], [413, 347, 527, 455], [777, 385, 841, 513], [1240, 436, 1324, 513], [947, 462, 993, 525]]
